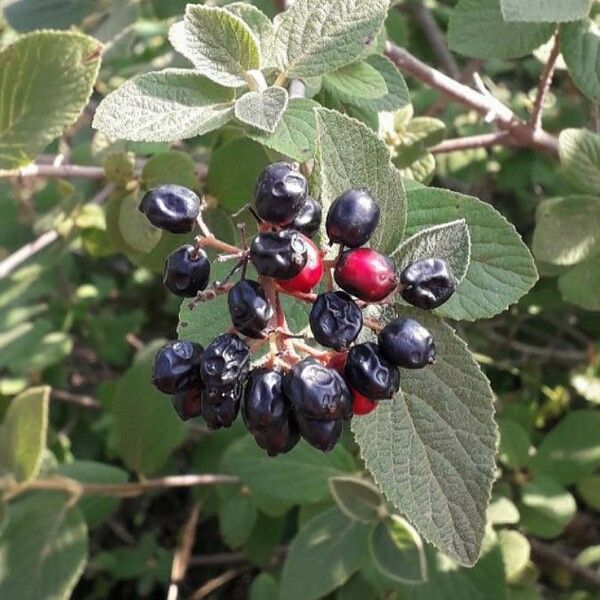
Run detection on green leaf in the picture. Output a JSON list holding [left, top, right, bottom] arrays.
[[558, 128, 600, 195], [235, 87, 289, 133], [576, 474, 600, 511], [561, 19, 600, 102], [51, 461, 128, 527], [245, 513, 285, 567], [221, 435, 356, 507], [323, 61, 388, 100], [369, 517, 427, 584], [498, 418, 531, 469], [394, 116, 447, 168], [0, 493, 88, 600], [498, 530, 530, 583], [118, 194, 162, 254], [103, 152, 135, 187], [280, 508, 370, 600], [530, 409, 600, 485], [169, 5, 261, 87], [4, 0, 100, 31], [248, 98, 319, 162], [558, 254, 600, 310], [250, 573, 279, 600], [0, 386, 49, 481], [519, 475, 576, 539], [405, 187, 538, 321], [533, 196, 600, 266], [218, 491, 258, 549], [501, 0, 592, 22], [111, 341, 187, 475], [487, 495, 520, 525], [328, 476, 384, 523], [0, 31, 101, 168], [93, 70, 235, 143], [448, 0, 554, 59], [141, 151, 199, 190], [224, 3, 275, 67], [392, 220, 471, 286], [274, 0, 389, 78], [315, 108, 406, 255], [206, 137, 270, 212], [352, 309, 497, 566]]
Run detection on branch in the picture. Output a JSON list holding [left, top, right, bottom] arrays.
[[406, 1, 460, 79], [430, 132, 512, 154], [530, 34, 561, 130], [51, 389, 101, 411], [384, 41, 559, 157], [529, 537, 600, 590], [0, 163, 105, 180]]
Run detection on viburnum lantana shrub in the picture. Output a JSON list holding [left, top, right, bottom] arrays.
[[91, 0, 538, 569]]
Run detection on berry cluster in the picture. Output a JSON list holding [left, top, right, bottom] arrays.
[[140, 162, 456, 455]]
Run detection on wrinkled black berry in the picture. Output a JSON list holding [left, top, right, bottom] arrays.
[[400, 258, 456, 310], [152, 340, 203, 394], [200, 334, 250, 392], [309, 292, 363, 350], [345, 343, 400, 400], [378, 318, 436, 369], [139, 184, 200, 233], [172, 386, 203, 421], [243, 368, 300, 456], [201, 388, 240, 430], [163, 245, 211, 297], [295, 416, 343, 453], [228, 280, 273, 338], [254, 162, 308, 225], [284, 359, 352, 421], [250, 230, 307, 280], [326, 188, 380, 248], [290, 195, 322, 238]]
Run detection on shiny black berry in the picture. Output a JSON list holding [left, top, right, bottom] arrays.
[[378, 318, 436, 369], [201, 388, 241, 430], [243, 368, 300, 456], [290, 195, 322, 238], [139, 184, 200, 233], [200, 334, 250, 392], [399, 258, 456, 310], [172, 386, 203, 421], [228, 280, 273, 338], [254, 162, 308, 225], [284, 359, 352, 421], [309, 292, 363, 350], [163, 245, 211, 297], [152, 340, 203, 394], [345, 343, 400, 400], [295, 416, 342, 453], [326, 188, 380, 248], [250, 230, 307, 280]]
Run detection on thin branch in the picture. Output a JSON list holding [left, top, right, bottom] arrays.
[[407, 1, 460, 79], [430, 132, 512, 154], [384, 41, 560, 157], [0, 163, 106, 180], [51, 389, 101, 411], [190, 568, 245, 600], [529, 537, 600, 590], [189, 546, 287, 567], [530, 33, 561, 130]]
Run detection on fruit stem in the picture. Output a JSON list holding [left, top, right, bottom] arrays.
[[291, 340, 327, 359], [276, 286, 317, 304], [364, 318, 383, 333], [195, 235, 241, 255]]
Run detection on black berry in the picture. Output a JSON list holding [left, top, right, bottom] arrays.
[[326, 188, 380, 248], [201, 388, 241, 430], [152, 340, 203, 394], [254, 162, 308, 225], [163, 245, 211, 297], [200, 334, 250, 392], [250, 230, 307, 280], [139, 184, 200, 233], [172, 386, 203, 420], [400, 258, 456, 310], [228, 280, 273, 338], [309, 292, 363, 350], [290, 195, 322, 238], [334, 248, 397, 302], [243, 368, 300, 456], [378, 318, 436, 369], [294, 417, 342, 453], [345, 343, 400, 400]]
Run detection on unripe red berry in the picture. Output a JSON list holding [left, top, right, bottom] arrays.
[[334, 248, 397, 302], [278, 235, 324, 293], [352, 390, 378, 416]]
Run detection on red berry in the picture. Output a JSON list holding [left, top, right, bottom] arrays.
[[326, 351, 348, 374], [279, 235, 324, 293], [334, 248, 397, 302], [352, 390, 378, 416]]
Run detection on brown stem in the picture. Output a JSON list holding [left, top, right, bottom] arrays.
[[195, 235, 241, 255], [276, 286, 318, 303], [384, 41, 559, 157], [0, 163, 106, 180], [51, 389, 101, 411], [430, 132, 512, 154], [530, 33, 561, 130]]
